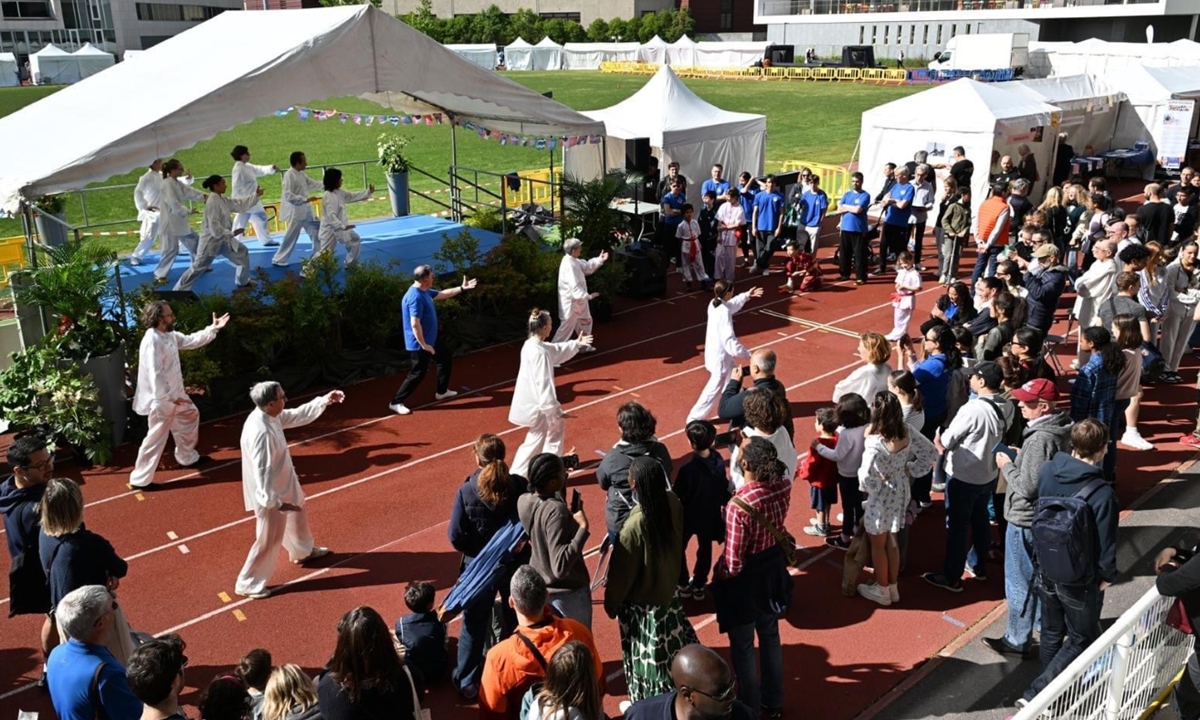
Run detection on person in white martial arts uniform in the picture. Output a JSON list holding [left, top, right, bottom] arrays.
[[271, 151, 324, 267], [317, 168, 374, 268], [154, 159, 206, 284], [234, 381, 343, 599], [174, 175, 263, 292], [509, 309, 592, 477], [714, 187, 745, 282], [129, 301, 229, 489], [230, 145, 279, 246], [551, 238, 608, 346], [686, 279, 763, 422], [130, 159, 165, 266]]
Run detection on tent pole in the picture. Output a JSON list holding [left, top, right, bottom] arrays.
[[450, 115, 460, 222], [549, 141, 556, 219]]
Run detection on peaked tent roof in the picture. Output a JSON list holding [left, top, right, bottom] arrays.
[[670, 35, 696, 47], [0, 5, 604, 211], [1001, 74, 1124, 111], [582, 65, 765, 146], [535, 36, 561, 48], [862, 78, 1059, 134], [72, 42, 113, 56], [32, 43, 70, 57], [505, 37, 532, 48], [644, 35, 668, 47]]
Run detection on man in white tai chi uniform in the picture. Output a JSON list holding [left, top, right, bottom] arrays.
[[234, 381, 343, 599], [130, 159, 164, 266], [230, 144, 279, 246], [272, 151, 324, 267], [551, 238, 608, 348], [129, 301, 228, 489]]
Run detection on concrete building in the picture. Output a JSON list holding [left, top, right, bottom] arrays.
[[0, 0, 243, 60], [684, 0, 766, 35], [757, 0, 1200, 61], [380, 0, 675, 26]]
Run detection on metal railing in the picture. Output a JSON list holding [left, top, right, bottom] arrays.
[[759, 0, 1157, 14], [1014, 586, 1194, 720]]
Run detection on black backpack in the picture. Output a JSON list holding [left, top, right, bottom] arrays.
[[1031, 478, 1107, 586]]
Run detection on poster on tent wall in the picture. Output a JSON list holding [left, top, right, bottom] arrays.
[[1161, 99, 1195, 169]]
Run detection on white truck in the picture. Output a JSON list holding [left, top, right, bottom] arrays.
[[928, 32, 1030, 73]]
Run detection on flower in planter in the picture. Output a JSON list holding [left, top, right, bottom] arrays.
[[377, 133, 413, 174]]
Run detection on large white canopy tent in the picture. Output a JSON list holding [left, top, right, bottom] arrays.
[[1106, 64, 1200, 176], [563, 65, 766, 207], [531, 37, 563, 70], [1003, 74, 1125, 162], [72, 43, 115, 81], [694, 41, 769, 68], [30, 44, 80, 85], [1028, 39, 1200, 78], [0, 52, 18, 87], [0, 5, 604, 213], [446, 43, 497, 71], [561, 42, 641, 70], [640, 35, 669, 65], [860, 79, 1061, 213], [503, 37, 533, 70], [667, 35, 697, 67]]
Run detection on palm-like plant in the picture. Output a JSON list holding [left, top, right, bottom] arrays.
[[14, 242, 123, 361], [560, 170, 643, 257]]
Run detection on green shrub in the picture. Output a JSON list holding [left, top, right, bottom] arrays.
[[463, 207, 504, 234]]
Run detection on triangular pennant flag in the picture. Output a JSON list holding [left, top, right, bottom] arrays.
[[353, 115, 362, 125], [365, 115, 375, 126], [390, 116, 400, 126], [434, 114, 444, 125], [298, 108, 311, 121], [548, 139, 558, 151], [535, 138, 546, 151], [401, 115, 412, 125], [339, 113, 348, 124], [500, 135, 508, 146], [425, 115, 434, 126]]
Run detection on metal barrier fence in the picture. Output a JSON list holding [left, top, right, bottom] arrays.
[[780, 160, 853, 198], [598, 61, 1013, 84], [1014, 586, 1194, 720]]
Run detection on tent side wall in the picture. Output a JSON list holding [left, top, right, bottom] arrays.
[[664, 126, 766, 208], [0, 56, 17, 87], [505, 47, 534, 71]]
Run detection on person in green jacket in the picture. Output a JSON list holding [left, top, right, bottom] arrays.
[[603, 456, 698, 705]]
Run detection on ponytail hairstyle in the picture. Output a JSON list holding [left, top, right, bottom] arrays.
[[161, 158, 183, 178], [888, 369, 923, 413], [711, 279, 733, 308], [1081, 326, 1126, 376], [931, 324, 962, 369], [474, 434, 512, 506], [527, 308, 551, 338], [868, 391, 908, 442]]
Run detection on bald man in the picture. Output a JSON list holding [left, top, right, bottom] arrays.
[[624, 644, 755, 720], [993, 155, 1019, 189], [717, 348, 794, 440]]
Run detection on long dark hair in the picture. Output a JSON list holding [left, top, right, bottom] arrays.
[[629, 456, 674, 548], [1082, 326, 1125, 376], [930, 324, 963, 369], [1111, 314, 1143, 351], [888, 369, 923, 412], [868, 391, 908, 442], [327, 607, 410, 706], [474, 434, 512, 507]]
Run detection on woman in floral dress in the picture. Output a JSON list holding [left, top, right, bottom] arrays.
[[856, 392, 937, 607]]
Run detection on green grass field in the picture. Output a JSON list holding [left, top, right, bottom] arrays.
[[0, 72, 921, 252]]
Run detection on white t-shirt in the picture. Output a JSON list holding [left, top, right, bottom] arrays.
[[716, 203, 745, 247]]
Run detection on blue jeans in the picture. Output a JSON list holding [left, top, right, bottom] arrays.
[[549, 586, 593, 631], [727, 614, 783, 713], [944, 477, 996, 581], [1023, 579, 1102, 701], [453, 592, 493, 692], [970, 245, 1004, 285], [1002, 524, 1041, 651]]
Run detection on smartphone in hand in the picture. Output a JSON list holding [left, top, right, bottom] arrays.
[[713, 431, 737, 449], [741, 365, 751, 376], [570, 489, 583, 513], [562, 453, 580, 470]]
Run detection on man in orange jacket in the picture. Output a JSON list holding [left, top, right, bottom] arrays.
[[478, 566, 604, 720], [971, 182, 1012, 285]]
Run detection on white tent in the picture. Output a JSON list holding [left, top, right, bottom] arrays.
[[561, 42, 641, 70], [860, 79, 1061, 213], [530, 37, 563, 71], [72, 43, 115, 81], [563, 65, 766, 207], [640, 35, 669, 65], [1030, 39, 1200, 78], [30, 44, 80, 85], [445, 43, 497, 72], [694, 41, 769, 68], [504, 37, 534, 70], [0, 52, 18, 88], [505, 36, 561, 72], [667, 35, 697, 67], [0, 5, 604, 212], [1107, 65, 1200, 174], [1003, 74, 1125, 167]]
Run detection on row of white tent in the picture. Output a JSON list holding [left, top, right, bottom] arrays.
[[448, 36, 770, 72], [26, 43, 115, 85], [1028, 38, 1200, 79], [860, 64, 1200, 217]]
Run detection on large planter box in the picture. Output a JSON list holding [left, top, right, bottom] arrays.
[[386, 171, 410, 217], [80, 342, 127, 447]]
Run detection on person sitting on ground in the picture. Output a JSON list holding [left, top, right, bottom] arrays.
[[126, 633, 189, 720], [780, 241, 821, 293], [318, 606, 420, 720], [597, 402, 674, 540], [525, 641, 604, 720], [479, 566, 604, 720], [396, 580, 449, 688], [518, 454, 592, 628], [237, 648, 273, 720], [674, 420, 731, 601], [623, 644, 755, 720], [831, 332, 893, 404], [719, 348, 793, 440], [200, 675, 252, 720], [46, 585, 141, 720], [263, 665, 322, 720]]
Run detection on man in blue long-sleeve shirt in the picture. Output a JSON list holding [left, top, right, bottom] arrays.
[[47, 585, 142, 720]]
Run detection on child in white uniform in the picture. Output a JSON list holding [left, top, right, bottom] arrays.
[[887, 252, 922, 341], [675, 204, 712, 290]]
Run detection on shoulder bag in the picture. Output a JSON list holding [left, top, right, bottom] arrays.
[[730, 496, 799, 567]]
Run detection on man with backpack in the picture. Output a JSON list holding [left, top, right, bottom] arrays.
[[1019, 419, 1119, 707]]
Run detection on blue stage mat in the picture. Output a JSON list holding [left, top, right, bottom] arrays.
[[113, 216, 503, 295]]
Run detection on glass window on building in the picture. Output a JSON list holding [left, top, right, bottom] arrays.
[[135, 2, 227, 22], [922, 24, 928, 43], [1, 0, 53, 18], [936, 25, 942, 43], [909, 25, 915, 43], [860, 26, 865, 43], [950, 24, 956, 37], [719, 0, 732, 31], [871, 25, 877, 43], [883, 25, 889, 43]]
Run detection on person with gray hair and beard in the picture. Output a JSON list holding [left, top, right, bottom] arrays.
[[234, 381, 345, 599]]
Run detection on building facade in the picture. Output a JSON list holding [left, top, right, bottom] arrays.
[[0, 0, 242, 59], [683, 0, 766, 34], [380, 0, 674, 26], [756, 0, 1200, 61]]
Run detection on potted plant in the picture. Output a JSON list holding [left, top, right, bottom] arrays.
[[12, 242, 129, 447], [33, 194, 69, 248], [560, 171, 646, 318], [378, 133, 412, 218]]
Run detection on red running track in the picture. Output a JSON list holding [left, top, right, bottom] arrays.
[[0, 236, 1195, 720]]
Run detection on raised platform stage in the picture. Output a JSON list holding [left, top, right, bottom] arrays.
[[113, 215, 503, 295]]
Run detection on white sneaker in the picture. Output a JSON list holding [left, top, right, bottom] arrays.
[[889, 584, 900, 603], [857, 583, 892, 606], [619, 701, 633, 715], [435, 389, 459, 400], [837, 512, 844, 522], [761, 268, 771, 277], [236, 588, 272, 599], [128, 256, 142, 266], [1121, 429, 1154, 450], [809, 517, 821, 526], [389, 403, 412, 415]]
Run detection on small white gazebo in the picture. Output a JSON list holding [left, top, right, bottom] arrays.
[[30, 44, 80, 85], [72, 43, 116, 81]]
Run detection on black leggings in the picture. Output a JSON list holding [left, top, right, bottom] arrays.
[[838, 473, 863, 538]]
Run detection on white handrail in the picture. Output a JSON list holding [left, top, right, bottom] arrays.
[[1015, 585, 1194, 720]]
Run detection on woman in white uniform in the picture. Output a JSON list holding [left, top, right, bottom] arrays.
[[154, 159, 206, 283], [230, 145, 279, 245], [174, 175, 263, 292], [686, 279, 763, 422], [509, 309, 592, 477], [317, 168, 374, 267]]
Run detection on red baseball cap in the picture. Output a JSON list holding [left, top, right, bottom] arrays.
[[1010, 378, 1058, 403]]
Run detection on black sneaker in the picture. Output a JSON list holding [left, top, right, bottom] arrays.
[[982, 636, 1033, 658], [923, 572, 964, 593], [825, 536, 852, 550]]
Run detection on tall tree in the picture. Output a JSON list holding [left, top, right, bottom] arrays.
[[400, 0, 443, 42], [607, 18, 627, 41], [661, 9, 695, 42], [471, 4, 510, 44], [586, 18, 609, 42], [507, 8, 543, 43], [319, 0, 380, 7]]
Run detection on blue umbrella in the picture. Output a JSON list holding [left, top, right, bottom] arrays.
[[439, 520, 527, 620]]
